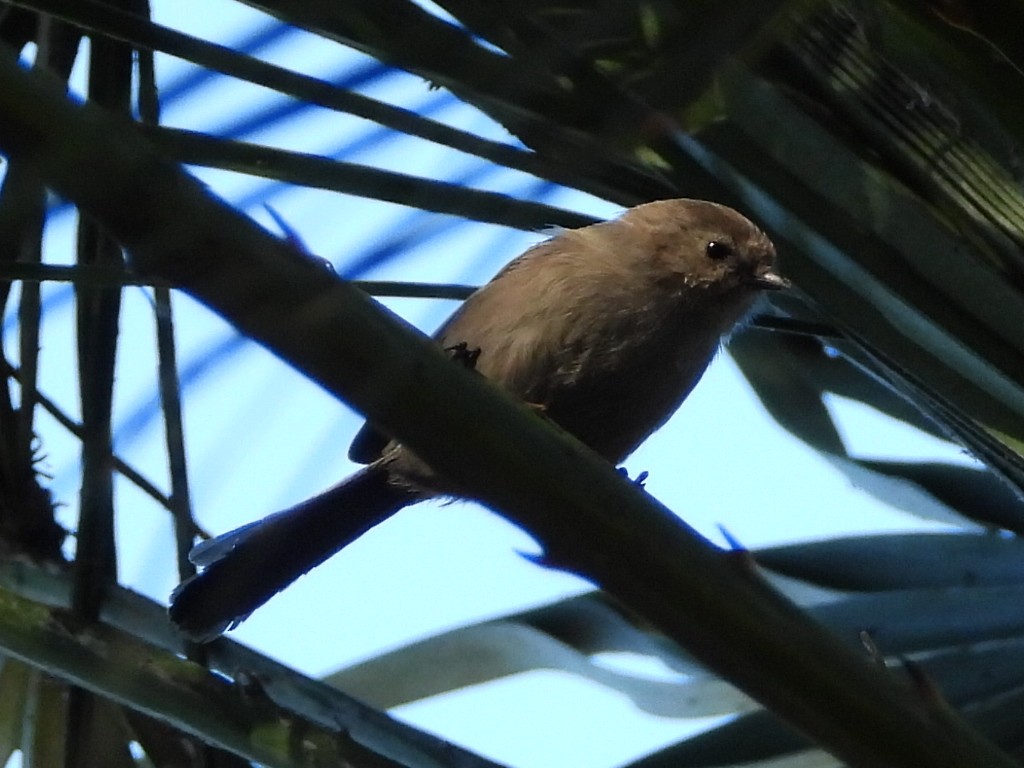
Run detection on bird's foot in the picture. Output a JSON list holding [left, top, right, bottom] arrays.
[[444, 341, 482, 370], [617, 467, 649, 488]]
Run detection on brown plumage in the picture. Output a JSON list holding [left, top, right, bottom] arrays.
[[169, 198, 785, 641]]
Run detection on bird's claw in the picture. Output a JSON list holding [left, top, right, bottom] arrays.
[[617, 467, 649, 487], [445, 341, 482, 370]]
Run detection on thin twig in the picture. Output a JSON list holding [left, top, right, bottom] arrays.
[[0, 261, 478, 299], [1, 362, 180, 518], [133, 9, 199, 583]]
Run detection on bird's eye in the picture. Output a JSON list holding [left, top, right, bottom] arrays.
[[705, 241, 732, 261]]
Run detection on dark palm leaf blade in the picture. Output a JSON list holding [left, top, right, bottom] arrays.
[[919, 640, 1024, 708], [140, 127, 597, 230], [964, 684, 1024, 759], [325, 568, 1024, 726], [727, 330, 848, 457], [689, 71, 1024, 491], [729, 328, 1024, 531], [730, 324, 950, 444], [16, 0, 661, 204], [627, 710, 813, 768], [838, 335, 1024, 519], [893, 670, 1024, 763], [513, 591, 696, 667], [629, 639, 1024, 767], [685, 6, 1024, 460], [708, 85, 1024, 425], [755, 533, 1024, 592], [241, 0, 567, 117], [425, 1, 794, 203], [809, 584, 1024, 655], [235, 0, 674, 200], [854, 460, 1024, 533], [0, 173, 68, 559]]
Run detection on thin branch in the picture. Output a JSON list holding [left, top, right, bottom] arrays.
[[2, 362, 176, 514], [70, 25, 129, 625], [153, 288, 198, 579], [142, 126, 598, 232], [0, 262, 478, 299], [131, 5, 199, 585], [0, 262, 159, 286]]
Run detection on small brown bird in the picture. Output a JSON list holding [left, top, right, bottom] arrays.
[[169, 198, 786, 640]]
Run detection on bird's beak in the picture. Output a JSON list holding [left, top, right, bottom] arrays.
[[749, 269, 790, 291]]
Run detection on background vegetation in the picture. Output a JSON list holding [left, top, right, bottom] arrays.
[[2, 1, 1024, 766]]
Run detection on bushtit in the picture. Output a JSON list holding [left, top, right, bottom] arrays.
[[169, 198, 786, 640]]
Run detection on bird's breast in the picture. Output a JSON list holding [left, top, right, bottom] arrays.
[[530, 305, 726, 464]]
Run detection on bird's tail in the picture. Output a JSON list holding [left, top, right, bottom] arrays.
[[169, 463, 419, 641]]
